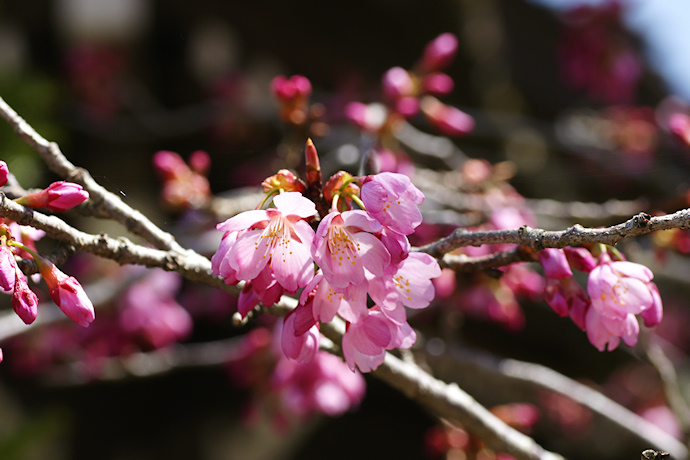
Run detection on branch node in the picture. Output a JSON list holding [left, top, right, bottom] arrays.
[[631, 212, 652, 229]]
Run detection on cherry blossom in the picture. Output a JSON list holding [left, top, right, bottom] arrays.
[[360, 172, 425, 235], [587, 252, 661, 319], [312, 210, 390, 289], [217, 191, 317, 292], [341, 309, 415, 373]]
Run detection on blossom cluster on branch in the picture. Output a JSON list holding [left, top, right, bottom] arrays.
[[1, 17, 690, 460]]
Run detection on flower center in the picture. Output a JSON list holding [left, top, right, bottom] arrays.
[[255, 216, 292, 261], [327, 225, 359, 267], [393, 273, 412, 302]]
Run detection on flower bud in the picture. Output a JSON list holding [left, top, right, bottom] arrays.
[[0, 161, 9, 187], [153, 151, 188, 180], [0, 245, 16, 294], [382, 67, 415, 101], [16, 181, 89, 212], [38, 261, 95, 327], [188, 150, 211, 175], [305, 138, 322, 190], [539, 249, 573, 279], [261, 170, 306, 194], [420, 96, 474, 137], [12, 268, 38, 325], [418, 33, 458, 72], [421, 72, 454, 95]]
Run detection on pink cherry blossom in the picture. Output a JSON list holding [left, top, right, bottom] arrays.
[[270, 351, 365, 418], [39, 262, 95, 327], [360, 172, 424, 235], [300, 272, 367, 324], [587, 253, 661, 320], [119, 269, 192, 348], [368, 252, 441, 324], [217, 192, 317, 292], [312, 210, 390, 289], [543, 277, 590, 324], [6, 222, 45, 261], [585, 306, 639, 351], [378, 227, 410, 265], [236, 265, 285, 318], [640, 283, 663, 327], [539, 249, 573, 279], [211, 230, 240, 285], [12, 266, 38, 325], [0, 245, 16, 294], [341, 308, 415, 373], [280, 307, 319, 364], [17, 181, 89, 212], [270, 75, 312, 102], [0, 161, 8, 187]]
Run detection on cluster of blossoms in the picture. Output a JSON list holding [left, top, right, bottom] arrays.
[[540, 245, 662, 351], [225, 327, 365, 428], [0, 160, 95, 362], [152, 150, 212, 211], [344, 33, 474, 175], [212, 140, 441, 373]]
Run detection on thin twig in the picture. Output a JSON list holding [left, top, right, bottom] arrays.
[[0, 193, 221, 288], [639, 332, 690, 437], [424, 342, 689, 459], [416, 210, 684, 257], [319, 320, 564, 460], [0, 96, 185, 252]]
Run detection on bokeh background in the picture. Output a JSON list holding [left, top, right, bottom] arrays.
[[1, 0, 690, 459]]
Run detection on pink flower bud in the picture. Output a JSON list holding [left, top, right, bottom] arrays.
[[188, 150, 211, 175], [539, 249, 573, 279], [270, 75, 312, 102], [564, 247, 597, 272], [421, 72, 454, 95], [419, 33, 458, 72], [394, 97, 420, 117], [16, 181, 89, 212], [0, 245, 16, 294], [382, 67, 415, 101], [421, 96, 474, 137], [640, 283, 663, 327], [344, 102, 388, 132], [153, 151, 188, 180], [262, 169, 306, 194], [38, 262, 95, 327], [0, 161, 9, 187], [12, 268, 38, 325], [305, 138, 322, 189], [280, 307, 319, 364]]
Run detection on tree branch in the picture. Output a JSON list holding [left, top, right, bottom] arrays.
[[0, 96, 187, 252], [416, 210, 687, 257]]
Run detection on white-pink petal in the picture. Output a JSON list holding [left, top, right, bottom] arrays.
[[273, 191, 317, 219]]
